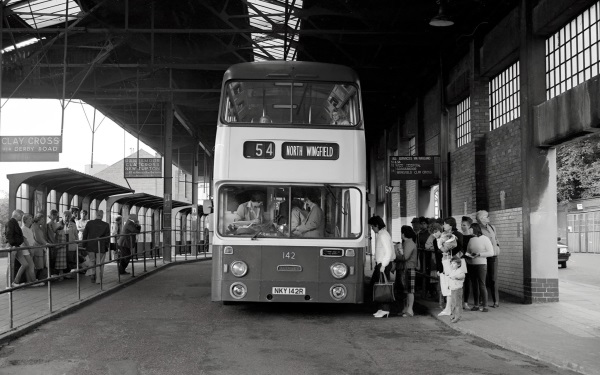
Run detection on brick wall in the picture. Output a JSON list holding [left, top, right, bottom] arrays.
[[450, 142, 476, 215], [485, 119, 523, 211]]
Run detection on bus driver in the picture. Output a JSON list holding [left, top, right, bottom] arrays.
[[235, 192, 265, 224]]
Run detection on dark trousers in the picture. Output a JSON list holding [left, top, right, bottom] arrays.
[[486, 256, 499, 304], [119, 246, 131, 272], [471, 264, 488, 307], [463, 265, 471, 304]]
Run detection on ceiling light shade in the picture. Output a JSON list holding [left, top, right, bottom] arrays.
[[429, 3, 454, 27]]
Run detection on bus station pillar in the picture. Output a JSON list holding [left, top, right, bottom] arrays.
[[163, 101, 173, 262], [191, 144, 199, 256], [519, 0, 559, 303]]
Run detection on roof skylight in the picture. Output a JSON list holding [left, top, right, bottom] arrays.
[[246, 0, 302, 61], [7, 0, 81, 29]]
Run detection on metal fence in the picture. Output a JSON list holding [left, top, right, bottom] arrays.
[[0, 229, 211, 333]]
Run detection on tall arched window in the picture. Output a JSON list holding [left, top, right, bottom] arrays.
[[16, 184, 30, 212]]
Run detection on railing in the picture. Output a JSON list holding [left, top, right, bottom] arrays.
[[0, 229, 211, 333]]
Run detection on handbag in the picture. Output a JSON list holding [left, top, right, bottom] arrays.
[[373, 271, 395, 303]]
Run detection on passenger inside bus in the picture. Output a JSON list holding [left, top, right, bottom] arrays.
[[234, 192, 265, 224], [292, 191, 325, 237], [330, 108, 350, 125]]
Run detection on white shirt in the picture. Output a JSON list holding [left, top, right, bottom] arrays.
[[374, 228, 395, 268]]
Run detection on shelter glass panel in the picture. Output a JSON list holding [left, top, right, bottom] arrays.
[[222, 81, 360, 126], [59, 192, 69, 215], [145, 208, 153, 242], [47, 190, 57, 214], [489, 62, 520, 130], [546, 2, 600, 99], [16, 184, 30, 213]]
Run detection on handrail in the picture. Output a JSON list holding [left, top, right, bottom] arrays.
[[1, 228, 211, 332]]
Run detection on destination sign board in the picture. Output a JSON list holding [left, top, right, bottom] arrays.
[[124, 157, 162, 178], [1, 135, 62, 153], [389, 156, 440, 180], [243, 141, 275, 159], [281, 142, 339, 160]]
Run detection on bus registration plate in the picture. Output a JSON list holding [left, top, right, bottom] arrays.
[[272, 287, 305, 295]]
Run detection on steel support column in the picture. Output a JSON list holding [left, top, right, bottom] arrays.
[[191, 144, 199, 256], [163, 100, 173, 262]]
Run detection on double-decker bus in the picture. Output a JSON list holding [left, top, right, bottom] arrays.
[[211, 61, 367, 303]]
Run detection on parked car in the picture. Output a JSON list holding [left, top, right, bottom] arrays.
[[558, 237, 570, 268]]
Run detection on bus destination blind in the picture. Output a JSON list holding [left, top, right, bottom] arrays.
[[281, 142, 339, 160], [243, 141, 275, 159]]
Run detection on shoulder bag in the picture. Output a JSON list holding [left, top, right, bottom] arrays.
[[373, 271, 395, 303]]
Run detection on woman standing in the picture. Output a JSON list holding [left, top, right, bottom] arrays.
[[476, 210, 501, 308], [32, 213, 49, 281], [20, 214, 44, 286], [466, 223, 494, 312], [396, 225, 418, 317], [368, 216, 395, 318]]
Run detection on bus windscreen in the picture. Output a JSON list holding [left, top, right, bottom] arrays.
[[217, 184, 363, 239], [222, 81, 360, 126]]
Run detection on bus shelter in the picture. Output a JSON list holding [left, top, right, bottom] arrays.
[[6, 168, 133, 220], [105, 193, 197, 256]]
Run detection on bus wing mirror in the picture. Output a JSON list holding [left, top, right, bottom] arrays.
[[202, 199, 213, 214]]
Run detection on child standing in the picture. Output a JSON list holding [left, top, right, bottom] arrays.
[[446, 256, 466, 323]]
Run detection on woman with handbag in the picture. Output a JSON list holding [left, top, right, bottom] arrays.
[[368, 216, 395, 318], [396, 225, 418, 317]]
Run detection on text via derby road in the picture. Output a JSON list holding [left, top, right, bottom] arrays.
[[0, 135, 62, 162], [281, 142, 339, 160], [390, 156, 440, 180], [124, 158, 162, 178]]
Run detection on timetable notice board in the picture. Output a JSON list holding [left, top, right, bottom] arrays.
[[124, 157, 162, 178], [389, 156, 440, 180]]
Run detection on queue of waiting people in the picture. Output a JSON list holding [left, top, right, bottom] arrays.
[[4, 208, 141, 288], [369, 210, 501, 322]]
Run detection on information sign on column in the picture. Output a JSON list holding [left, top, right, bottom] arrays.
[[124, 158, 162, 178], [389, 156, 440, 180]]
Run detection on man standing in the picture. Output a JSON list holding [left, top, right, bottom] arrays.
[[117, 213, 141, 275], [6, 210, 25, 286], [82, 210, 111, 284]]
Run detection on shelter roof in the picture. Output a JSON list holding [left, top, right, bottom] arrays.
[[106, 192, 189, 211], [6, 167, 134, 200]]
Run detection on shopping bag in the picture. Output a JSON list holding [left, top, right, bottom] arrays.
[[373, 271, 395, 303]]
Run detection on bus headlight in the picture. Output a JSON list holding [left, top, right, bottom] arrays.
[[230, 261, 248, 277], [330, 284, 347, 301], [230, 282, 247, 299], [330, 262, 348, 279]]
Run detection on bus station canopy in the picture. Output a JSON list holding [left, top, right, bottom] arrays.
[[7, 168, 134, 202], [106, 193, 190, 211]]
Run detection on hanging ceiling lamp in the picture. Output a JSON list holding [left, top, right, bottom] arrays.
[[430, 0, 454, 27]]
